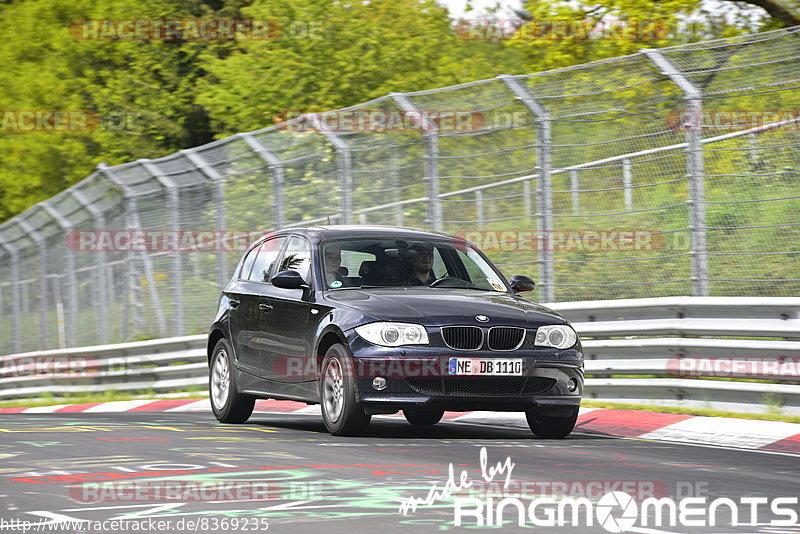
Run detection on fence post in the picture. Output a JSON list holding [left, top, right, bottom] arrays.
[[317, 127, 353, 225], [391, 93, 442, 231], [97, 163, 167, 338], [15, 218, 49, 349], [643, 49, 707, 296], [39, 201, 81, 347], [570, 170, 580, 214], [182, 149, 229, 289], [623, 158, 633, 210], [68, 187, 109, 344], [475, 190, 485, 227], [390, 150, 404, 226], [240, 134, 285, 228], [141, 160, 184, 337], [499, 75, 555, 302], [0, 233, 22, 353]]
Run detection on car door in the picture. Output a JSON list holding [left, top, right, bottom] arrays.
[[258, 235, 314, 383], [228, 236, 286, 376]]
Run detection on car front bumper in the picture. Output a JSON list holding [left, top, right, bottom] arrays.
[[346, 334, 584, 416]]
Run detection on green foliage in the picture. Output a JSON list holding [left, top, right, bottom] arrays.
[[1, 0, 525, 222], [507, 0, 782, 71], [0, 0, 218, 221]]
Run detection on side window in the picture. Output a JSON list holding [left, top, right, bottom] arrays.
[[248, 237, 286, 283], [278, 236, 312, 281], [238, 244, 260, 280]]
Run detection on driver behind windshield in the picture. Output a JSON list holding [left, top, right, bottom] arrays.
[[403, 244, 436, 286]]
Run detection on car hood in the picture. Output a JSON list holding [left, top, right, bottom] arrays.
[[324, 288, 567, 327]]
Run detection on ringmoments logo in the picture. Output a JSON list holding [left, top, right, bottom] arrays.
[[452, 493, 799, 530], [398, 448, 799, 531]]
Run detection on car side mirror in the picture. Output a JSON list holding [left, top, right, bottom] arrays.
[[510, 274, 536, 293], [271, 270, 308, 290]]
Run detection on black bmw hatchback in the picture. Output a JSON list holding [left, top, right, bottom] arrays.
[[207, 226, 583, 437]]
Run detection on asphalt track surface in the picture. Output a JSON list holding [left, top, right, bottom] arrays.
[[0, 412, 798, 534]]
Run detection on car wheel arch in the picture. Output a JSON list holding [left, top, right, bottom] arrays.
[[207, 328, 226, 366], [315, 329, 349, 373]]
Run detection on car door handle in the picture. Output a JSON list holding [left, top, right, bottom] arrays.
[[229, 298, 241, 309], [259, 303, 273, 314]]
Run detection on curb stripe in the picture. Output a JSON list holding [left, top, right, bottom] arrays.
[[2, 398, 798, 455], [575, 409, 692, 437], [129, 399, 202, 412], [54, 402, 104, 412], [762, 433, 800, 454]]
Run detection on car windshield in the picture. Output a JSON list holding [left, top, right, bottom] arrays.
[[321, 238, 508, 291]]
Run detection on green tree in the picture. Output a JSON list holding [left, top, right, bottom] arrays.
[[0, 0, 223, 222], [197, 0, 510, 134], [506, 0, 798, 71]]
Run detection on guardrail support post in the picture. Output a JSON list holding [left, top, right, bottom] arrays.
[[98, 163, 167, 338], [499, 75, 555, 302], [391, 93, 442, 231], [240, 134, 285, 229], [182, 149, 229, 289], [0, 234, 22, 353], [643, 49, 707, 296]]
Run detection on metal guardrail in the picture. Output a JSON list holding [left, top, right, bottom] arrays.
[[1, 298, 798, 414]]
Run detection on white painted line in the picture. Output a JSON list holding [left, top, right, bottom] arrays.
[[165, 399, 210, 412], [81, 400, 155, 413], [639, 416, 800, 449], [449, 411, 528, 428], [23, 404, 73, 413], [447, 407, 599, 428], [292, 405, 322, 415]]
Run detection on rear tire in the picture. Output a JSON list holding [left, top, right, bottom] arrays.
[[403, 408, 444, 426], [526, 407, 579, 438], [210, 338, 255, 424], [320, 343, 371, 436]]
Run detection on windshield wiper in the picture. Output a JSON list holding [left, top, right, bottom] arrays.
[[430, 285, 496, 291], [329, 284, 391, 290]]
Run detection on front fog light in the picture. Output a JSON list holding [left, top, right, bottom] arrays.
[[567, 378, 578, 392], [372, 377, 387, 390]]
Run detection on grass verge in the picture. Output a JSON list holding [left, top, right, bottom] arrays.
[[0, 387, 207, 409], [581, 400, 800, 424]]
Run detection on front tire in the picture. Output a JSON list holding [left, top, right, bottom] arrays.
[[403, 408, 444, 426], [210, 338, 255, 423], [320, 343, 371, 436], [526, 407, 579, 438]]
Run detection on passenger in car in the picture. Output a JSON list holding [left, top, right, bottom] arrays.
[[323, 244, 352, 286]]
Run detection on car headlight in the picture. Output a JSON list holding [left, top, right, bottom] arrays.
[[534, 324, 577, 349], [355, 322, 429, 347]]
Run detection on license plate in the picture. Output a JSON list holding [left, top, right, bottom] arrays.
[[448, 357, 523, 376]]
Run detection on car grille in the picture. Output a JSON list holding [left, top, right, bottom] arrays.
[[487, 327, 525, 351], [441, 326, 483, 350], [407, 377, 556, 396]]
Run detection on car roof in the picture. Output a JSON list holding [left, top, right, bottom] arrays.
[[276, 225, 460, 242]]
